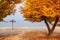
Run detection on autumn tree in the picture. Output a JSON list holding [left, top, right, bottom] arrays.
[[21, 0, 60, 36], [0, 0, 21, 21]]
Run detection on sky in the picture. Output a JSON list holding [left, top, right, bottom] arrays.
[[0, 4, 47, 27]]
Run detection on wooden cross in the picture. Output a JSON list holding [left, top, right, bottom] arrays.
[[10, 19, 16, 30]]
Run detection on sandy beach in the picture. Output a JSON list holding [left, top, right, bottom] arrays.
[[0, 27, 60, 40]]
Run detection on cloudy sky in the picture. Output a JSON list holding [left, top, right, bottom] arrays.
[[0, 4, 47, 27]]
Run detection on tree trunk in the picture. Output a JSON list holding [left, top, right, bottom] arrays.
[[48, 17, 59, 36], [44, 19, 51, 36], [44, 17, 59, 36]]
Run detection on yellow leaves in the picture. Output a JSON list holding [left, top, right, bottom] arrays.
[[21, 0, 60, 23], [1, 1, 7, 5], [0, 0, 22, 21], [53, 4, 60, 16], [13, 0, 21, 4], [43, 6, 56, 18], [25, 1, 32, 7]]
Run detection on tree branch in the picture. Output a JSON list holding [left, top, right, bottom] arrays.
[[52, 17, 59, 33], [44, 18, 51, 34]]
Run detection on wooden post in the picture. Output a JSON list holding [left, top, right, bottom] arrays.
[[10, 19, 16, 30], [12, 22, 13, 30]]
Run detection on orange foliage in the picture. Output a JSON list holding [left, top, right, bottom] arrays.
[[21, 0, 60, 23], [0, 0, 21, 21]]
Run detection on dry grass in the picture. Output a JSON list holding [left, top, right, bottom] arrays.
[[19, 32, 60, 40], [0, 27, 60, 40], [0, 32, 60, 40]]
